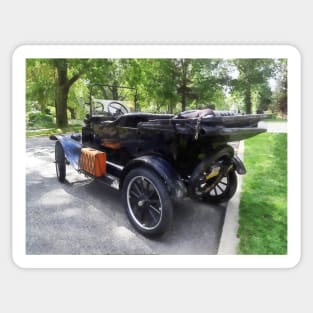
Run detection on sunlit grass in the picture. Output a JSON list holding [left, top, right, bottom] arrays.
[[238, 133, 287, 254], [26, 125, 82, 137]]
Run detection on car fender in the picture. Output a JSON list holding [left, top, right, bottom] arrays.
[[50, 135, 82, 170], [232, 155, 246, 175], [120, 155, 187, 199]]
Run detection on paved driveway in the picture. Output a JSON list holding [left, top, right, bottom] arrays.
[[258, 121, 287, 133], [26, 136, 227, 255]]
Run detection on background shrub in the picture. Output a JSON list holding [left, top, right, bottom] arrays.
[[27, 112, 55, 129]]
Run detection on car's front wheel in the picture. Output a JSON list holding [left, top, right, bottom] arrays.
[[55, 142, 66, 183], [122, 168, 173, 237]]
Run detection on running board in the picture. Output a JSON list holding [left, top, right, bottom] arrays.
[[95, 173, 120, 190]]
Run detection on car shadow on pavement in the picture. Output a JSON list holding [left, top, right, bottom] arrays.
[[60, 177, 226, 254], [27, 163, 226, 255]]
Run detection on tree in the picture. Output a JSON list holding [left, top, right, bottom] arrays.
[[139, 59, 225, 113], [253, 83, 272, 113], [172, 59, 192, 112], [125, 59, 171, 112], [272, 59, 287, 115], [191, 59, 227, 108], [26, 58, 284, 127], [53, 59, 83, 127], [230, 59, 274, 114], [26, 59, 55, 112]]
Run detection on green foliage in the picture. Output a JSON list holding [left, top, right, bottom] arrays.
[[67, 79, 89, 119], [191, 59, 227, 104], [46, 105, 56, 116], [27, 112, 54, 129], [255, 83, 272, 112], [26, 59, 56, 112], [137, 59, 178, 112], [230, 59, 275, 113], [270, 59, 287, 115], [238, 133, 287, 254], [26, 58, 288, 128]]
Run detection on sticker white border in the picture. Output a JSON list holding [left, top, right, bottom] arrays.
[[12, 45, 301, 268]]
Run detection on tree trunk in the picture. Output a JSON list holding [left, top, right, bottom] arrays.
[[55, 60, 68, 128], [112, 85, 119, 100], [168, 102, 173, 114], [181, 90, 187, 112], [39, 94, 47, 113], [68, 106, 76, 119], [134, 92, 139, 112], [245, 86, 252, 114], [179, 59, 190, 112], [54, 59, 80, 128], [56, 84, 69, 128]]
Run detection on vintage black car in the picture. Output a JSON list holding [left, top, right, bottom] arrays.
[[51, 84, 266, 237]]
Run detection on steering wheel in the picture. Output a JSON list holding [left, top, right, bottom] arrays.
[[108, 101, 128, 117]]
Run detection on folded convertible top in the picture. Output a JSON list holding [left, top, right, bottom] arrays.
[[138, 111, 267, 142]]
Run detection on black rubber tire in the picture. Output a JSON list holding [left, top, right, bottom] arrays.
[[188, 145, 238, 203], [122, 167, 173, 237], [202, 170, 238, 203], [55, 142, 66, 183]]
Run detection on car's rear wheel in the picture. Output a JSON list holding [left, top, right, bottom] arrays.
[[188, 146, 238, 203], [201, 170, 238, 203], [122, 168, 173, 237], [55, 142, 66, 183]]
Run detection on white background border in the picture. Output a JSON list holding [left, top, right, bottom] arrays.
[[12, 45, 301, 268]]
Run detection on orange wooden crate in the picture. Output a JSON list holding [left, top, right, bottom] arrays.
[[80, 148, 106, 177]]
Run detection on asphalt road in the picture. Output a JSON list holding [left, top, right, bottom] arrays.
[[258, 121, 287, 133], [26, 136, 227, 255]]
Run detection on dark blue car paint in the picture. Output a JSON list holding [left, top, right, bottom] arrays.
[[51, 132, 246, 199], [119, 155, 187, 199], [51, 135, 82, 170], [50, 134, 187, 199]]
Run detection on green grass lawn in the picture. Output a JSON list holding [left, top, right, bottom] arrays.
[[238, 133, 287, 254], [26, 125, 82, 137]]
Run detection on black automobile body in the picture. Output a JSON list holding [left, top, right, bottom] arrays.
[[51, 84, 266, 236]]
